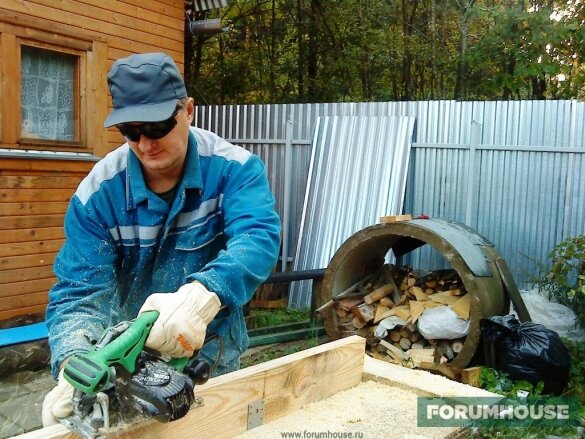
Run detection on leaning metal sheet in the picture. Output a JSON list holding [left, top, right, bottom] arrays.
[[289, 115, 415, 309]]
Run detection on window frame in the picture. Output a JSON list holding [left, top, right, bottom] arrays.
[[0, 17, 107, 156], [18, 40, 86, 150]]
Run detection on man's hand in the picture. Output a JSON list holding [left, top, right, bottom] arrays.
[[139, 281, 221, 358], [42, 368, 74, 427]]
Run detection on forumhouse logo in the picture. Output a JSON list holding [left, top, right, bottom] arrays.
[[417, 396, 580, 428]]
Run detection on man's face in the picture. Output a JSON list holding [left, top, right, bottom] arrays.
[[122, 98, 195, 176]]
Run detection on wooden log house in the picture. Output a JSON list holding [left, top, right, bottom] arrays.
[[0, 0, 224, 324]]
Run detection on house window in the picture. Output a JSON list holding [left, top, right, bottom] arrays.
[[20, 45, 78, 142], [1, 20, 110, 155]]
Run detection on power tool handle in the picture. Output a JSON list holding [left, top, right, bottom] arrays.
[[64, 310, 160, 394], [97, 310, 160, 373]]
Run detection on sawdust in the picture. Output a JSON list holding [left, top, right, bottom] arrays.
[[236, 380, 460, 439]]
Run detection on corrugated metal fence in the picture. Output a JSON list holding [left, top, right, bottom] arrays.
[[195, 100, 585, 302]]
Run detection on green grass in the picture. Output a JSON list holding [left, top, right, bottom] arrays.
[[240, 336, 322, 369], [246, 307, 311, 329]]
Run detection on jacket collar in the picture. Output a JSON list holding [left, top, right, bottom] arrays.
[[126, 130, 203, 211]]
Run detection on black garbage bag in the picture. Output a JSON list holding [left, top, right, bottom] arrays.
[[480, 315, 571, 395]]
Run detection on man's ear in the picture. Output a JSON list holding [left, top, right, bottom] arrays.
[[186, 97, 195, 124]]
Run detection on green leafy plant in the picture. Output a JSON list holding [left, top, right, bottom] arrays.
[[479, 368, 544, 398], [564, 338, 585, 403], [536, 235, 585, 328]]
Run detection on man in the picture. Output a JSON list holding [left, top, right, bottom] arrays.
[[41, 53, 281, 426]]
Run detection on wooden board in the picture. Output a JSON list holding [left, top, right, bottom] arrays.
[[8, 337, 502, 439], [10, 336, 367, 439], [379, 214, 412, 223]]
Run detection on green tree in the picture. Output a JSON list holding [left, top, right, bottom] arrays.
[[184, 0, 585, 104]]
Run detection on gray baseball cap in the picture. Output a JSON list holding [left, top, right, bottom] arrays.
[[104, 53, 187, 127]]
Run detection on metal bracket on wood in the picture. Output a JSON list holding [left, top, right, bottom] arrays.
[[247, 399, 264, 430]]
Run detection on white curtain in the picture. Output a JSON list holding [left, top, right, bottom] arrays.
[[20, 46, 75, 141]]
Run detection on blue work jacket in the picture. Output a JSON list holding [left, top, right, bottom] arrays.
[[46, 127, 281, 378]]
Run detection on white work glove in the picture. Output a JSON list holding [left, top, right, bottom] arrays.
[[139, 281, 221, 358], [42, 368, 74, 427]]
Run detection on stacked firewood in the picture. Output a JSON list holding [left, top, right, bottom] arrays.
[[320, 264, 471, 369]]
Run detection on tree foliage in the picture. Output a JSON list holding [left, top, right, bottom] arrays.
[[185, 0, 585, 104]]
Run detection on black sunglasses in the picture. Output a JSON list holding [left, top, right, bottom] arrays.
[[117, 109, 179, 142]]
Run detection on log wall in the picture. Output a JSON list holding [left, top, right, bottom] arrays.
[[0, 158, 94, 321]]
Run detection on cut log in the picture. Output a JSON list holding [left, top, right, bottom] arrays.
[[450, 294, 471, 320], [423, 301, 443, 309], [409, 301, 426, 324], [461, 366, 483, 387], [428, 291, 459, 305], [407, 331, 422, 343], [363, 282, 397, 305], [412, 287, 429, 301], [353, 303, 375, 323], [377, 305, 411, 321], [374, 305, 390, 323], [379, 297, 394, 307], [405, 348, 435, 364], [336, 297, 364, 312], [376, 305, 403, 322], [399, 338, 412, 350], [351, 317, 365, 329], [389, 330, 402, 343], [451, 340, 464, 354], [379, 339, 410, 364], [398, 327, 411, 338]]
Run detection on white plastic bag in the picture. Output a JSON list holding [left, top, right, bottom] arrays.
[[512, 289, 585, 342], [374, 316, 407, 339], [417, 306, 470, 340]]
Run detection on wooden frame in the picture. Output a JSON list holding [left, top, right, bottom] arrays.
[[18, 41, 84, 148], [11, 336, 496, 439]]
